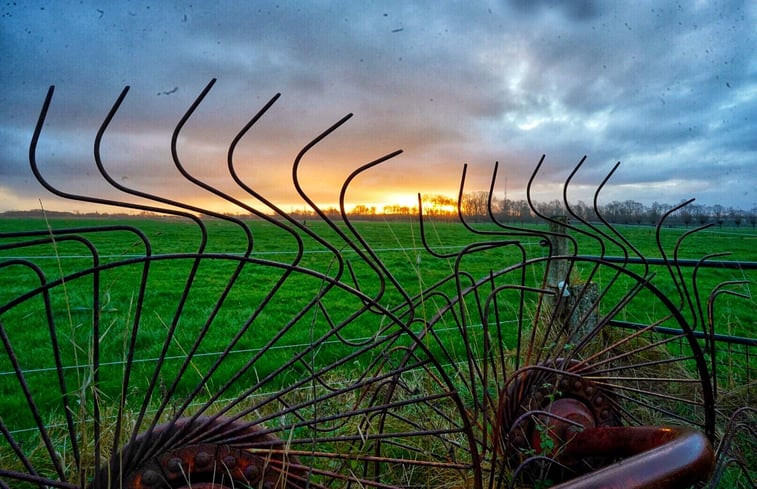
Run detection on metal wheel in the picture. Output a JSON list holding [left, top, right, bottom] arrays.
[[1, 82, 477, 489], [408, 159, 718, 487]]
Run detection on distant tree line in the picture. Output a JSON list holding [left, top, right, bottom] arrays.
[[344, 193, 757, 228], [4, 197, 755, 229]]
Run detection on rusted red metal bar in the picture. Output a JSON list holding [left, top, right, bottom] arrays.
[[552, 426, 714, 489]]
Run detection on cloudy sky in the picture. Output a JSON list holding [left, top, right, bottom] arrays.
[[1, 1, 755, 215]]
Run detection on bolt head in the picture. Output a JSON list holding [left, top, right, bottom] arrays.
[[223, 454, 237, 469], [194, 450, 213, 467], [141, 469, 160, 486], [593, 395, 604, 406], [244, 464, 261, 482], [166, 457, 183, 473]]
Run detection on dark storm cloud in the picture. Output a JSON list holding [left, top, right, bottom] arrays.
[[1, 0, 755, 212]]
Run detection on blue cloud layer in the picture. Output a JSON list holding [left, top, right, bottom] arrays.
[[1, 1, 754, 211]]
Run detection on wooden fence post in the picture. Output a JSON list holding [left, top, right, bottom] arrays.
[[546, 216, 599, 344]]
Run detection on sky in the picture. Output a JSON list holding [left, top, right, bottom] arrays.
[[1, 1, 755, 215]]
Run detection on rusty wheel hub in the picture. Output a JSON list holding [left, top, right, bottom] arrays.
[[497, 361, 621, 470], [91, 417, 303, 489]]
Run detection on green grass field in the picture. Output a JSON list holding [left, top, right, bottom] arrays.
[[0, 216, 755, 487]]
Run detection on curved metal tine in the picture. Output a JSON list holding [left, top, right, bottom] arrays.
[[562, 157, 609, 254], [455, 164, 542, 281], [30, 86, 167, 478], [692, 253, 733, 335], [470, 165, 537, 373], [338, 151, 416, 309], [451, 159, 542, 289], [706, 280, 750, 401], [654, 199, 695, 312], [523, 157, 580, 368], [590, 162, 647, 271], [485, 160, 551, 373], [196, 117, 356, 404], [289, 113, 406, 312], [525, 155, 579, 252], [486, 161, 553, 242], [29, 90, 171, 211], [35, 85, 252, 475], [556, 161, 654, 339], [230, 100, 388, 294], [449, 242, 532, 417], [0, 260, 80, 482], [455, 164, 506, 238], [417, 194, 463, 259], [690, 252, 733, 377], [126, 80, 301, 456], [453, 248, 490, 416], [89, 84, 238, 460], [29, 87, 178, 209], [0, 235, 98, 481], [539, 159, 639, 368], [291, 113, 356, 263], [457, 164, 533, 372], [226, 94, 314, 256], [670, 222, 715, 331], [529, 159, 636, 371], [489, 159, 570, 370], [567, 160, 640, 284], [169, 78, 255, 246], [713, 407, 755, 462]]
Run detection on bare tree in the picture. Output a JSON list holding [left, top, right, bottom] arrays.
[[711, 204, 725, 228], [461, 191, 490, 221]]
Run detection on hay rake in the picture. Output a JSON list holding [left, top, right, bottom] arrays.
[[1, 81, 754, 489]]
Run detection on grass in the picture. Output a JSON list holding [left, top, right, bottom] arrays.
[[0, 216, 754, 487]]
